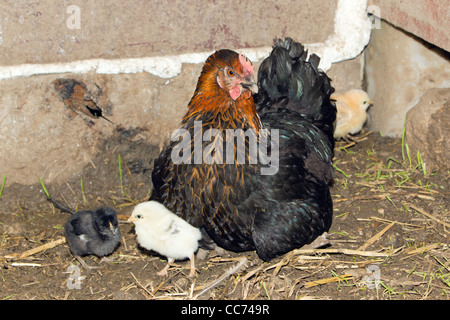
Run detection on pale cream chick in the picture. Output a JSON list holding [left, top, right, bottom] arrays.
[[332, 89, 373, 139], [128, 201, 202, 277]]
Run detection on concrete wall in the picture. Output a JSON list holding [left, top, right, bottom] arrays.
[[0, 0, 336, 66], [3, 0, 372, 187], [365, 2, 450, 137], [2, 0, 447, 188], [365, 19, 450, 137], [367, 0, 449, 52]]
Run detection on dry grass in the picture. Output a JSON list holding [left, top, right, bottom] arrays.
[[0, 132, 449, 300]]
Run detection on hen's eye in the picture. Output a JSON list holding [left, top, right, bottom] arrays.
[[227, 69, 235, 76]]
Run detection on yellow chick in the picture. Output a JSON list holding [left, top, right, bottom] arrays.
[[332, 89, 373, 139], [128, 201, 202, 277]]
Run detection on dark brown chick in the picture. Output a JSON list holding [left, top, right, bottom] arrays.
[[54, 79, 113, 124]]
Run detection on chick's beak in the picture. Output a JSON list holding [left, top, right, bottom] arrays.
[[127, 216, 136, 223], [241, 77, 258, 94], [109, 221, 116, 235]]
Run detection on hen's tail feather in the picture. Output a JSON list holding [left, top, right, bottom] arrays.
[[256, 37, 336, 145]]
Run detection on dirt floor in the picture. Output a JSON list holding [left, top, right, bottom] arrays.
[[0, 129, 449, 300]]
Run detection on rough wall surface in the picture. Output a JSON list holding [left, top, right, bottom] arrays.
[[368, 0, 450, 52], [0, 0, 336, 66], [365, 20, 450, 137], [1, 56, 363, 186], [405, 88, 450, 171], [3, 1, 364, 186], [0, 65, 201, 185]]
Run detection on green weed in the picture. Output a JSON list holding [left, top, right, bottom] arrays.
[[0, 175, 6, 198], [38, 176, 50, 199], [80, 176, 88, 206], [118, 153, 136, 204], [333, 163, 350, 178]]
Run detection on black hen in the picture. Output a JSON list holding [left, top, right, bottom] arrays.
[[151, 37, 336, 261]]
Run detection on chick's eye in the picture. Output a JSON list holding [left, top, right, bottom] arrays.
[[227, 69, 235, 76], [136, 214, 142, 219]]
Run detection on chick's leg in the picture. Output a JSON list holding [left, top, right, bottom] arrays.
[[99, 256, 117, 264], [76, 256, 99, 270], [157, 257, 174, 277], [188, 253, 196, 278]]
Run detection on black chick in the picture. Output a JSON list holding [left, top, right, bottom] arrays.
[[64, 207, 121, 269]]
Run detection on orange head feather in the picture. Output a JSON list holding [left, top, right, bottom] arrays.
[[185, 50, 261, 131]]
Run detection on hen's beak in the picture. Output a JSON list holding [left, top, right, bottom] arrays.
[[241, 77, 258, 94]]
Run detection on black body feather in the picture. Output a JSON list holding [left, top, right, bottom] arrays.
[[151, 38, 336, 261], [256, 38, 336, 149]]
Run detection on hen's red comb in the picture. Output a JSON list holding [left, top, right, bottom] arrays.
[[239, 53, 254, 76]]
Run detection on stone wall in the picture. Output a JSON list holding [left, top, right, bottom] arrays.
[[365, 19, 450, 137], [3, 0, 366, 186], [364, 0, 449, 137], [367, 0, 449, 52], [1, 0, 448, 187], [0, 0, 337, 66]]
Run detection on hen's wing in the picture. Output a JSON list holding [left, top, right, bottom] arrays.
[[242, 38, 336, 260], [246, 110, 334, 261]]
